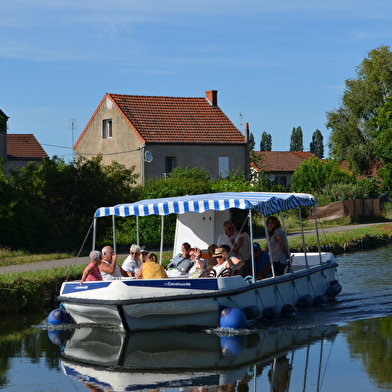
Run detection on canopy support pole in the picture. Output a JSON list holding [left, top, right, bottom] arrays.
[[297, 206, 309, 269], [159, 215, 165, 264], [136, 216, 140, 246], [248, 210, 256, 279], [112, 215, 117, 253], [313, 205, 323, 265], [92, 218, 97, 250]]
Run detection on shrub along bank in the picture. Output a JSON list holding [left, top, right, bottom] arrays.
[[0, 224, 391, 315], [0, 266, 84, 316]]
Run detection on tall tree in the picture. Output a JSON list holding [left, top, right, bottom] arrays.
[[248, 132, 255, 151], [260, 131, 272, 151], [309, 129, 324, 158], [290, 126, 303, 151], [327, 45, 392, 174]]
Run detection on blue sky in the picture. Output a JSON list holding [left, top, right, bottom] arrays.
[[1, 1, 392, 160]]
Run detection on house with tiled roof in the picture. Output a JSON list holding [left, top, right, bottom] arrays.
[[252, 151, 315, 188], [74, 90, 249, 184], [0, 109, 48, 172], [6, 134, 49, 171]]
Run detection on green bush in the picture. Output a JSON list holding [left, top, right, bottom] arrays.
[[315, 179, 380, 205]]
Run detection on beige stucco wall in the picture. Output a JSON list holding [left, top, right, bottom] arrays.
[[74, 97, 143, 173], [75, 98, 248, 185]]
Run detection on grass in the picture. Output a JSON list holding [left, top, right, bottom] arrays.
[[256, 223, 392, 252], [0, 265, 85, 284], [0, 247, 73, 267]]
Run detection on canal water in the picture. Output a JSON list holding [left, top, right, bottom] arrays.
[[1, 246, 392, 392]]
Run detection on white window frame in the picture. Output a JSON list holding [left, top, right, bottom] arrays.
[[102, 119, 112, 139]]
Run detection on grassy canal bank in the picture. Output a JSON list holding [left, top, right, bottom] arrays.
[[0, 222, 391, 316]]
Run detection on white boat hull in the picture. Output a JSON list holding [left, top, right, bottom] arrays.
[[58, 252, 340, 331]]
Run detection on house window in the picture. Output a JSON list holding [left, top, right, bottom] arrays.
[[274, 176, 287, 187], [165, 156, 176, 175], [102, 119, 112, 139], [218, 157, 229, 179]]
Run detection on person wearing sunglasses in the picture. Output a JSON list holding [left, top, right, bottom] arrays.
[[216, 220, 238, 251], [122, 244, 143, 277], [99, 245, 127, 280]]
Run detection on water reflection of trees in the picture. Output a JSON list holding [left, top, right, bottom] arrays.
[[342, 316, 392, 388], [0, 315, 61, 388]]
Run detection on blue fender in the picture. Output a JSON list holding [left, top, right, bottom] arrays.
[[242, 305, 261, 320], [48, 308, 71, 325], [314, 295, 328, 305], [262, 305, 281, 320], [297, 294, 314, 308], [326, 281, 342, 297], [220, 307, 248, 329], [281, 304, 298, 317]]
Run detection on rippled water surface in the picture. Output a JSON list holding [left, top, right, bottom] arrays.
[[1, 246, 392, 392]]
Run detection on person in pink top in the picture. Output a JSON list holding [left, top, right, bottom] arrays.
[[79, 250, 103, 285]]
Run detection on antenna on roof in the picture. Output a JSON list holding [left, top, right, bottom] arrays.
[[69, 118, 78, 160], [239, 112, 243, 130]]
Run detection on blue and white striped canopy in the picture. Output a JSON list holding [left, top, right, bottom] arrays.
[[94, 192, 316, 218]]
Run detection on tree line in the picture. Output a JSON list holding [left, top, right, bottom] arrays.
[[248, 126, 324, 158]]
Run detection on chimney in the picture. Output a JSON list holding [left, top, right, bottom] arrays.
[[205, 90, 218, 106], [244, 122, 249, 142]]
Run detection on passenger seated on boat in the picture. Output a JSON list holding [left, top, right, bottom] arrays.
[[135, 252, 168, 279], [140, 248, 149, 262], [253, 242, 272, 280], [166, 242, 193, 273], [232, 220, 252, 276], [217, 220, 238, 252], [221, 245, 245, 276], [212, 247, 244, 277], [122, 244, 143, 277], [79, 250, 103, 285], [99, 246, 128, 280], [204, 244, 218, 268], [188, 248, 207, 278]]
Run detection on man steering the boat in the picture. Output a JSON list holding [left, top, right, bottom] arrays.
[[99, 245, 127, 280]]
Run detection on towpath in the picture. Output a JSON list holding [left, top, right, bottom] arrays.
[[0, 222, 388, 274]]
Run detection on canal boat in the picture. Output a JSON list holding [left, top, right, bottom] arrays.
[[59, 325, 339, 392], [57, 192, 342, 331]]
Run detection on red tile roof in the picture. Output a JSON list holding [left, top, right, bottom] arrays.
[[75, 91, 245, 146], [7, 134, 48, 160], [253, 151, 315, 172]]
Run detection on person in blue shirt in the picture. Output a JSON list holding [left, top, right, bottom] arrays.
[[252, 242, 272, 280]]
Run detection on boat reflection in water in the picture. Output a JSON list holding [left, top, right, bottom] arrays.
[[54, 325, 338, 392]]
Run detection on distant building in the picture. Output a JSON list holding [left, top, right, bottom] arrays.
[[0, 108, 48, 172], [252, 151, 315, 188], [74, 90, 249, 185], [6, 134, 49, 171]]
